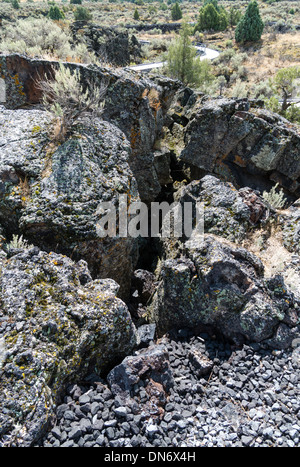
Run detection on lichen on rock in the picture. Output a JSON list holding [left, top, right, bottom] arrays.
[[0, 106, 140, 299], [147, 177, 299, 347], [0, 247, 137, 447]]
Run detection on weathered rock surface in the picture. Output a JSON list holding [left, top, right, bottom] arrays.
[[0, 107, 140, 299], [279, 204, 300, 256], [173, 175, 271, 244], [0, 247, 137, 446], [0, 54, 299, 448], [107, 343, 173, 398], [173, 97, 300, 198], [0, 54, 180, 202], [149, 235, 299, 347], [148, 177, 299, 347]]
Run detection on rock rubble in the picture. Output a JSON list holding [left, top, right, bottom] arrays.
[[37, 329, 300, 448]]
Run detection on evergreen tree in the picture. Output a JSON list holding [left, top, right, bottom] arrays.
[[171, 2, 182, 21], [195, 1, 228, 32], [70, 0, 82, 4], [218, 11, 228, 31], [74, 6, 93, 21], [11, 0, 20, 9], [166, 22, 214, 88], [271, 66, 300, 112], [48, 5, 65, 20], [133, 8, 140, 20], [235, 1, 264, 44], [228, 7, 242, 27], [203, 0, 219, 11]]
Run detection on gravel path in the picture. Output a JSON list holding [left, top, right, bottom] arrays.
[[38, 329, 300, 448]]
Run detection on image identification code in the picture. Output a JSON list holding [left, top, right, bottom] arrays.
[[104, 451, 197, 464]]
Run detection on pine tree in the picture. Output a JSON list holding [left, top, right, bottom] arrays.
[[171, 2, 182, 21], [133, 8, 140, 20], [235, 1, 264, 44]]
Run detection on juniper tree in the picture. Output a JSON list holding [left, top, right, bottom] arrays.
[[74, 6, 93, 21], [48, 5, 65, 20], [171, 2, 182, 21], [166, 22, 214, 88], [235, 1, 264, 44], [272, 66, 300, 112], [11, 0, 20, 9], [195, 1, 228, 32]]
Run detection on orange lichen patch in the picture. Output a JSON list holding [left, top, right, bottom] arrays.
[[148, 88, 161, 115], [13, 74, 20, 86], [142, 88, 161, 119], [11, 73, 26, 97], [130, 125, 141, 150], [233, 154, 247, 168]]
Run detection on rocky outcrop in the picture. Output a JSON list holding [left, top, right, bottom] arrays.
[[0, 107, 139, 299], [0, 246, 137, 447], [71, 22, 142, 67], [149, 235, 299, 347], [163, 95, 300, 199], [279, 203, 300, 256], [0, 54, 299, 448], [147, 176, 299, 348], [0, 54, 180, 202], [125, 22, 182, 34], [173, 175, 271, 244]]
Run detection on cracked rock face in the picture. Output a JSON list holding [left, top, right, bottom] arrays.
[[179, 98, 300, 198], [70, 23, 142, 67], [279, 205, 300, 256], [0, 247, 137, 447], [149, 235, 299, 346], [0, 59, 299, 448], [148, 177, 299, 347], [0, 107, 140, 299], [0, 54, 181, 203]]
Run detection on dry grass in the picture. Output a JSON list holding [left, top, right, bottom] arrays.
[[244, 32, 300, 86], [242, 224, 300, 298]]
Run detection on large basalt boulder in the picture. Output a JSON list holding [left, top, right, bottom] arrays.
[[179, 97, 300, 198], [148, 236, 299, 347], [0, 247, 137, 447], [147, 177, 299, 347], [0, 54, 181, 202], [172, 175, 271, 245], [0, 107, 140, 299]]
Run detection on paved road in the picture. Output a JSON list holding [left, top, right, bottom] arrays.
[[127, 46, 220, 72]]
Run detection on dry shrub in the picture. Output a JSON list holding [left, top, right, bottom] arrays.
[[37, 64, 107, 142]]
